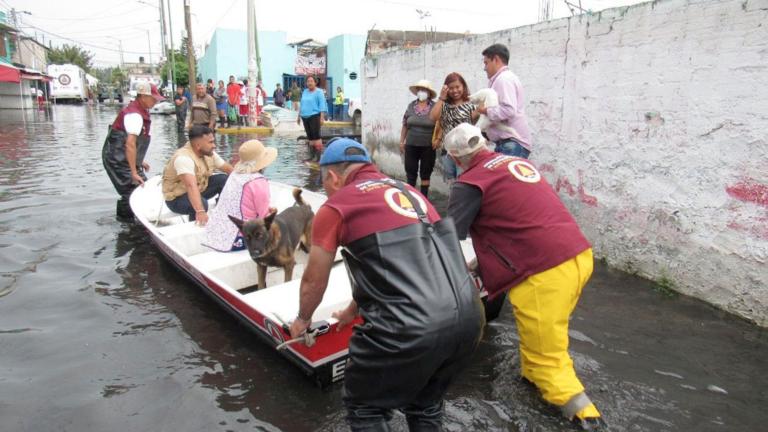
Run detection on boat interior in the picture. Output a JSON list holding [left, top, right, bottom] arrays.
[[134, 178, 351, 325]]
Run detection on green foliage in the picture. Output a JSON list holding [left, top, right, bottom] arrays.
[[653, 275, 679, 298], [160, 49, 190, 87], [91, 67, 126, 88], [110, 68, 126, 87], [48, 44, 94, 72]]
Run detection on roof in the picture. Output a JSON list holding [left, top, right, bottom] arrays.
[[0, 22, 18, 33], [21, 36, 50, 51]]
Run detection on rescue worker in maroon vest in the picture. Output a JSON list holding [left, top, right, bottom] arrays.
[[102, 83, 164, 219], [443, 123, 604, 430], [289, 139, 484, 432]]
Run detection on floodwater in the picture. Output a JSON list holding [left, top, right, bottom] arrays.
[[1, 105, 767, 432]]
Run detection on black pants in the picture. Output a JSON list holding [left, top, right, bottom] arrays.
[[404, 145, 436, 186], [301, 113, 322, 140], [346, 401, 444, 432], [165, 174, 227, 221], [176, 111, 186, 132]]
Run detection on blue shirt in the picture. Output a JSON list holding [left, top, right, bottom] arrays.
[[299, 88, 328, 118]]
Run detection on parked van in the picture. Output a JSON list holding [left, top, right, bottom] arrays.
[[47, 64, 88, 103]]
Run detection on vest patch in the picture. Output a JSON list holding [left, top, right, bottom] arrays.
[[508, 160, 541, 183], [384, 187, 427, 219]]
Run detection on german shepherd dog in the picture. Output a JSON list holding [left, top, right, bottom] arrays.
[[229, 188, 314, 289]]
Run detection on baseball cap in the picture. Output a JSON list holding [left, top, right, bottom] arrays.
[[136, 83, 165, 101], [319, 138, 371, 166], [444, 123, 488, 157]]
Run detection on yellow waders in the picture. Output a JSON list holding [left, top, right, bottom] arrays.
[[507, 248, 601, 420]]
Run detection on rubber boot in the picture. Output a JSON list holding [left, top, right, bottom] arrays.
[[115, 198, 134, 222]]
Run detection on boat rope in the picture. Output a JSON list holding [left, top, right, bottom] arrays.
[[276, 328, 318, 351]]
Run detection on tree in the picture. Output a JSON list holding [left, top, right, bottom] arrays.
[[160, 49, 190, 87], [110, 68, 126, 89], [48, 44, 94, 72], [90, 67, 126, 90]]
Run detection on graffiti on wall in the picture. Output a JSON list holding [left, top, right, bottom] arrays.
[[725, 177, 768, 240], [539, 164, 598, 207]]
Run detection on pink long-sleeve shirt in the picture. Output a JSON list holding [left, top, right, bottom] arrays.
[[486, 66, 532, 150]]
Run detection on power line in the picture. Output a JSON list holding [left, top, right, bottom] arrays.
[[24, 22, 153, 55], [19, 20, 157, 37], [29, 2, 150, 22]]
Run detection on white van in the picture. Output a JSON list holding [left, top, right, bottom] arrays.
[[47, 64, 88, 102]]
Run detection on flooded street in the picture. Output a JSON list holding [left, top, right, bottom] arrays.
[[1, 105, 767, 431]]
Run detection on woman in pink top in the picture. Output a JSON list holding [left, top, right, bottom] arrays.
[[203, 139, 278, 251]]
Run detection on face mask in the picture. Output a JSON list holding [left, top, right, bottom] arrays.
[[417, 90, 429, 101]]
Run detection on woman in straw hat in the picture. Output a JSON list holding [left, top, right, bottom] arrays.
[[399, 79, 437, 198], [203, 140, 278, 251]]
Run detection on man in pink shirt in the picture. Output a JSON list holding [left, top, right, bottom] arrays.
[[477, 43, 533, 159]]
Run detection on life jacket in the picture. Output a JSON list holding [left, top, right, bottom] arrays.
[[161, 143, 217, 201], [458, 151, 591, 299]]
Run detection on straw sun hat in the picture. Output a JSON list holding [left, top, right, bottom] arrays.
[[235, 140, 278, 173], [409, 79, 437, 100]]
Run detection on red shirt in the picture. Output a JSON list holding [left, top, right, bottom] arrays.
[[226, 83, 241, 106]]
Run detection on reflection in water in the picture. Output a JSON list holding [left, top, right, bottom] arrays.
[[0, 106, 767, 431]]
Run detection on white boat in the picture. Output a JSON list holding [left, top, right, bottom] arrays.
[[130, 176, 489, 386], [130, 176, 355, 386], [149, 101, 176, 115]]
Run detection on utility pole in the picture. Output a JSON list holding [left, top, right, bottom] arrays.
[[166, 0, 176, 90], [184, 0, 196, 90], [159, 0, 172, 91], [247, 0, 259, 126], [10, 8, 32, 66], [146, 30, 155, 74], [118, 39, 125, 69]]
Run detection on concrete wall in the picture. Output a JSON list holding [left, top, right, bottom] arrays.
[[361, 0, 768, 326], [198, 29, 295, 89], [327, 34, 366, 101], [0, 81, 35, 109]]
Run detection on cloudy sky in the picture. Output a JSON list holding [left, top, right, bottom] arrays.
[[3, 0, 644, 68]]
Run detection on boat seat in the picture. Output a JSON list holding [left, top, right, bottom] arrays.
[[186, 249, 253, 271], [144, 198, 218, 225]]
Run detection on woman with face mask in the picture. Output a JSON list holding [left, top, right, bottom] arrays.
[[399, 79, 437, 198], [429, 72, 479, 182]]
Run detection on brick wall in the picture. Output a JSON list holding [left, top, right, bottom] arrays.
[[361, 0, 768, 325]]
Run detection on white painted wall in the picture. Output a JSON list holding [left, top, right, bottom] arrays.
[[361, 0, 768, 326]]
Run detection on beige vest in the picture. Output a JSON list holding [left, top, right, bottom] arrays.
[[162, 143, 216, 201]]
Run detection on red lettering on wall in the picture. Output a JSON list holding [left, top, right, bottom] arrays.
[[726, 178, 768, 208], [553, 170, 598, 207]]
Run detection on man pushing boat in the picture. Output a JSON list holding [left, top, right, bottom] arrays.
[[289, 138, 484, 431]]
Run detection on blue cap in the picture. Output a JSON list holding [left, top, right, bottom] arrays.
[[319, 138, 371, 166]]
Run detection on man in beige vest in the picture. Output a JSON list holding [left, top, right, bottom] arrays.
[[162, 125, 234, 225]]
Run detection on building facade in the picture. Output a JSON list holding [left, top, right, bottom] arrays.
[[198, 29, 366, 110], [198, 29, 295, 89], [326, 34, 366, 102]]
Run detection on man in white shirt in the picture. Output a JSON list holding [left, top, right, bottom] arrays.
[[102, 82, 165, 219], [161, 125, 234, 225]]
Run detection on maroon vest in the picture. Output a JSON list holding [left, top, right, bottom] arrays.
[[459, 151, 590, 299], [324, 164, 441, 245], [111, 100, 151, 137]]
